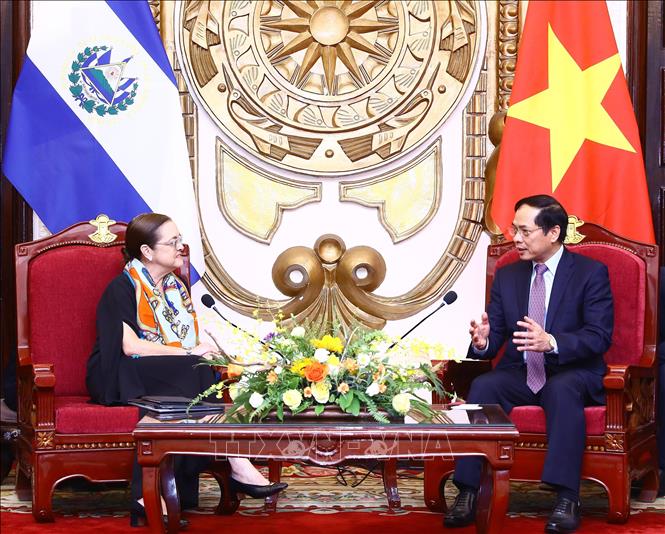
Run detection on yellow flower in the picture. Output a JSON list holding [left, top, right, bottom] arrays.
[[379, 383, 387, 394], [311, 381, 330, 403], [283, 389, 303, 410], [343, 358, 358, 373], [392, 393, 411, 415], [291, 358, 312, 376], [267, 371, 278, 385], [327, 355, 340, 366], [311, 334, 344, 353]]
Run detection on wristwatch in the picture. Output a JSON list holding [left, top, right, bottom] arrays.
[[546, 334, 556, 352]]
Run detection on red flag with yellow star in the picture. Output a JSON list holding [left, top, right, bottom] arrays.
[[491, 0, 655, 244]]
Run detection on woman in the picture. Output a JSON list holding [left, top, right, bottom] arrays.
[[86, 213, 286, 527]]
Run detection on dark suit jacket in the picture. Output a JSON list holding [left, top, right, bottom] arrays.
[[469, 247, 614, 377]]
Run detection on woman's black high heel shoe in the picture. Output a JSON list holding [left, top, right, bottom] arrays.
[[229, 478, 288, 498], [130, 501, 190, 529]]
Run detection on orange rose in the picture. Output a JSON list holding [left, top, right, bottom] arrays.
[[226, 364, 243, 378], [304, 361, 328, 383]]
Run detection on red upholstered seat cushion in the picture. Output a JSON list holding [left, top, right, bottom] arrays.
[[28, 245, 125, 396], [509, 405, 606, 436], [55, 396, 139, 434]]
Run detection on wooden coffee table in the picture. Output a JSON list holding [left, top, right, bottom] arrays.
[[134, 404, 517, 533]]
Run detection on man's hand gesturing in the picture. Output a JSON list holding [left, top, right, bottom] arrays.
[[469, 312, 490, 350]]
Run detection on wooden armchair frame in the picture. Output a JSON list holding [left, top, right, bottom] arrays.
[[423, 222, 660, 523]]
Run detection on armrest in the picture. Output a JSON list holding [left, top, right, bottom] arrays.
[[603, 363, 656, 432], [17, 363, 56, 432]]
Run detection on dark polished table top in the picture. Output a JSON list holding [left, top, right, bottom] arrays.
[[135, 403, 515, 430]]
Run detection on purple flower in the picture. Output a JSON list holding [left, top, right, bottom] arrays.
[[263, 332, 277, 342]]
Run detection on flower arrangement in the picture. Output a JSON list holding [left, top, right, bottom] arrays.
[[192, 316, 460, 424]]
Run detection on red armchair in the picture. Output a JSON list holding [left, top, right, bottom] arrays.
[[13, 217, 192, 521], [424, 222, 660, 523]]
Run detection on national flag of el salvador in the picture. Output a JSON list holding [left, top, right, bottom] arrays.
[[2, 0, 204, 282]]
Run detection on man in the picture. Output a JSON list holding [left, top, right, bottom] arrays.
[[445, 195, 613, 534]]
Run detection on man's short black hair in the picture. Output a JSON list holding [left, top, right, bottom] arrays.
[[514, 195, 568, 243]]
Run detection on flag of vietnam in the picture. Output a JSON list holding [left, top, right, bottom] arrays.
[[491, 0, 655, 244]]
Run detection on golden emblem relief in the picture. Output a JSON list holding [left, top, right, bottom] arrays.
[[177, 0, 481, 175], [158, 0, 493, 332], [88, 214, 118, 244]]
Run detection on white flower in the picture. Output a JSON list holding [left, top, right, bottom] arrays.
[[314, 348, 330, 363], [249, 392, 264, 409], [365, 382, 380, 397], [282, 389, 303, 410], [278, 338, 296, 348], [290, 326, 306, 337], [392, 393, 411, 414], [311, 381, 330, 404], [274, 365, 283, 375], [357, 353, 371, 367]]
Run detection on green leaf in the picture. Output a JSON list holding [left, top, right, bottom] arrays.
[[107, 107, 118, 115], [117, 103, 127, 111], [349, 397, 361, 416], [276, 403, 283, 422], [95, 105, 107, 116], [93, 46, 99, 52], [68, 73, 80, 83], [314, 404, 324, 415], [71, 61, 80, 71], [84, 47, 91, 55], [69, 85, 82, 96], [339, 391, 354, 409], [77, 53, 84, 62], [83, 100, 95, 113], [125, 98, 134, 105]]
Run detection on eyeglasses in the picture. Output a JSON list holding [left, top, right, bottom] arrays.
[[508, 225, 543, 238], [154, 236, 184, 248]]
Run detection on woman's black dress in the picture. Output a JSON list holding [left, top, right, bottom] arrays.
[[86, 273, 215, 508]]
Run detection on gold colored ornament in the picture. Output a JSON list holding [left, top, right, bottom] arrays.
[[177, 0, 481, 176], [88, 214, 118, 243], [564, 215, 585, 244]]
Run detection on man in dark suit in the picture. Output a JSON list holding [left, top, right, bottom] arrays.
[[444, 195, 614, 534]]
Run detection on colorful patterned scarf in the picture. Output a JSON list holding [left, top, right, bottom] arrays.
[[123, 258, 198, 349]]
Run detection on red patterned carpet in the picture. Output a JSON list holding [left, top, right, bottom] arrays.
[[2, 464, 663, 533]]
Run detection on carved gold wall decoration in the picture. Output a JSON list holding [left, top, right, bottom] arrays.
[[159, 1, 490, 332], [497, 0, 519, 111], [176, 0, 482, 176], [339, 140, 441, 243], [216, 140, 322, 243]]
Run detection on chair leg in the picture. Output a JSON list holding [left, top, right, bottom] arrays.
[[31, 461, 55, 522], [637, 467, 659, 503], [605, 472, 630, 524]]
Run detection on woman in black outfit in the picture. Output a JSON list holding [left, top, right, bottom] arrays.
[[86, 213, 286, 527]]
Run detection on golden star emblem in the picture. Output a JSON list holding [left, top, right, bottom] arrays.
[[507, 24, 635, 191]]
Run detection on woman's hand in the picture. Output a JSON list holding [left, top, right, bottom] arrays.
[[190, 342, 218, 359]]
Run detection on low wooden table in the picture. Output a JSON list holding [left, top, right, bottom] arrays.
[[134, 404, 517, 534]]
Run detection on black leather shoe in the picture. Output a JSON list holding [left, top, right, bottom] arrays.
[[544, 497, 581, 533], [443, 488, 477, 528], [229, 478, 288, 498]]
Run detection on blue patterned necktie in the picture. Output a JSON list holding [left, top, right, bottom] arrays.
[[526, 263, 548, 393]]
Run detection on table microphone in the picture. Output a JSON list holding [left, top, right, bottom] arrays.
[[388, 290, 458, 350], [200, 294, 283, 355]]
